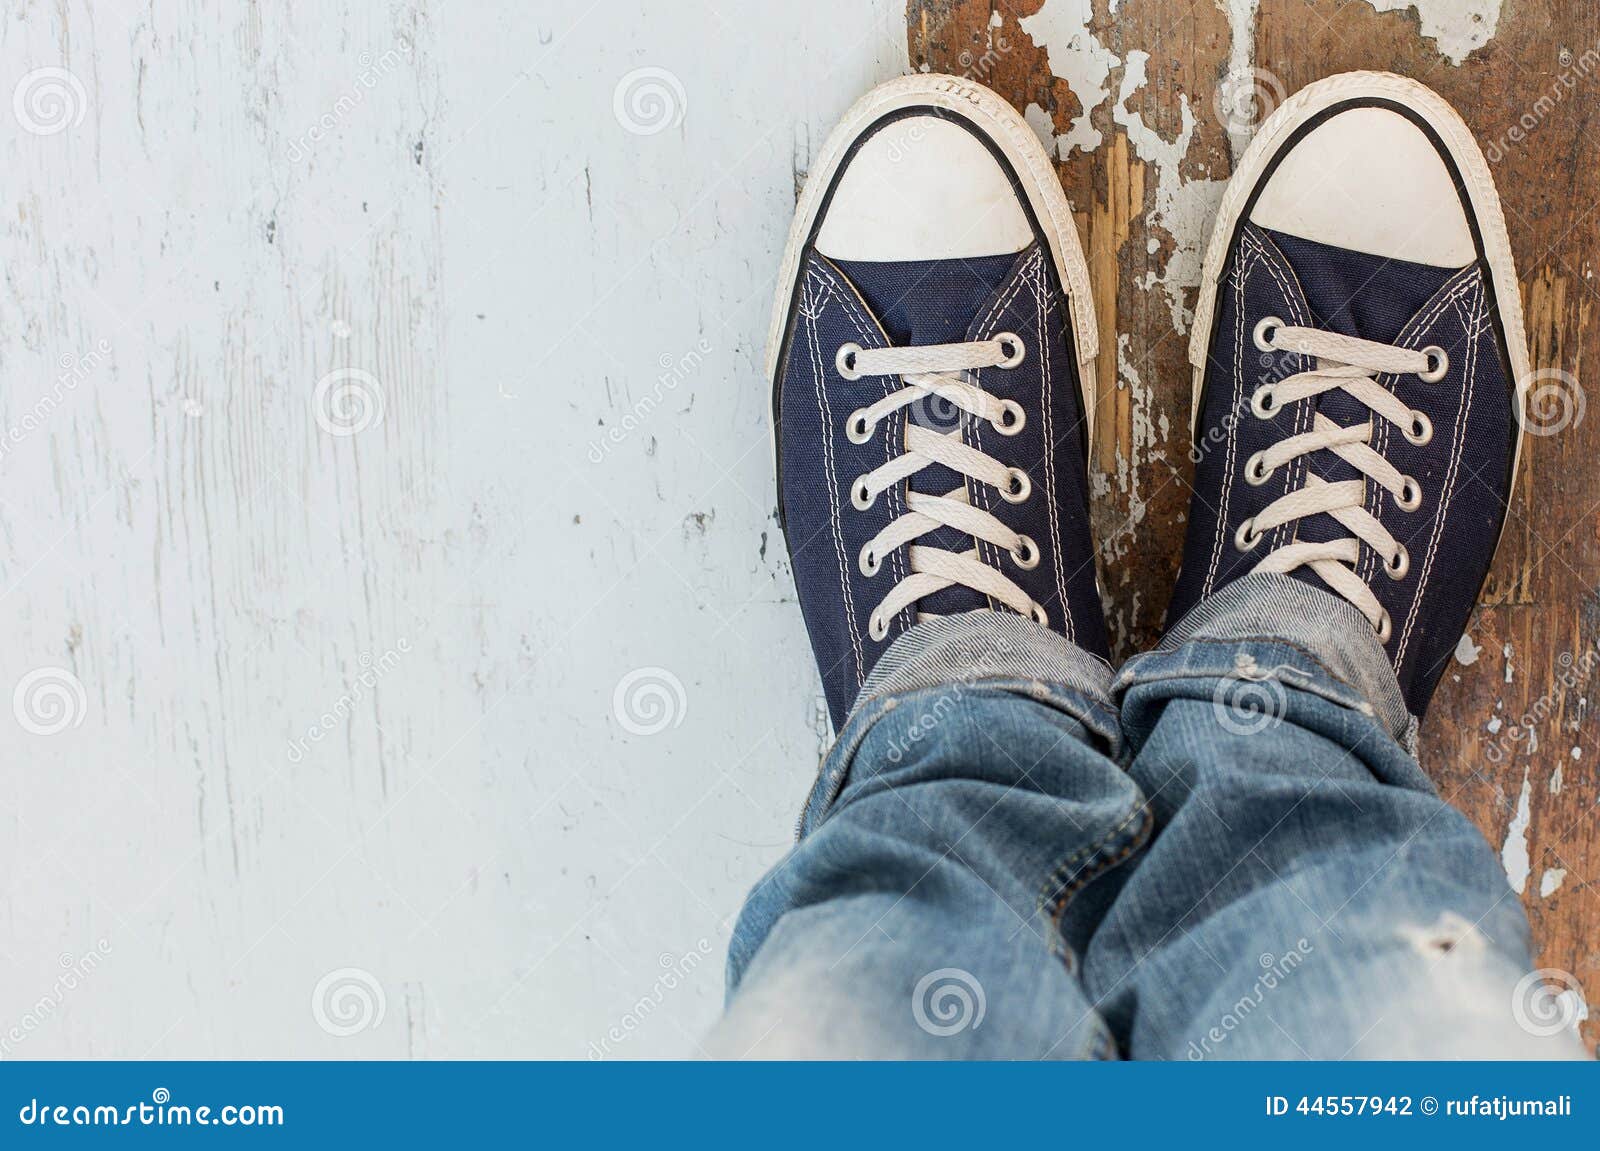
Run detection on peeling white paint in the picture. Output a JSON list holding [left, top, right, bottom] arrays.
[[1218, 0, 1263, 161], [1017, 0, 1119, 157], [1550, 762, 1564, 794], [1486, 715, 1503, 735], [1454, 633, 1481, 665], [1501, 767, 1532, 895], [1357, 0, 1503, 66], [1503, 643, 1514, 684], [1113, 51, 1227, 332], [1540, 867, 1567, 897]]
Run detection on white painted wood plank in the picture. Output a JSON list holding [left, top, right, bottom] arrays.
[[0, 0, 905, 1059]]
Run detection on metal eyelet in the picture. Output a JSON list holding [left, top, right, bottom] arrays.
[[994, 332, 1026, 369], [1376, 610, 1393, 645], [869, 611, 889, 642], [1250, 386, 1277, 419], [859, 544, 881, 577], [835, 342, 864, 380], [1029, 603, 1049, 627], [1244, 451, 1273, 486], [846, 408, 874, 444], [1009, 535, 1040, 570], [1418, 346, 1449, 383], [851, 476, 875, 511], [1252, 315, 1284, 352], [994, 399, 1026, 436], [1404, 409, 1432, 446], [1234, 518, 1262, 552], [1001, 468, 1031, 503], [1394, 476, 1422, 512], [1386, 544, 1410, 580]]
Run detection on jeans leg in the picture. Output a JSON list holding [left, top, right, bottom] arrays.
[[706, 611, 1144, 1060], [1087, 572, 1589, 1060]]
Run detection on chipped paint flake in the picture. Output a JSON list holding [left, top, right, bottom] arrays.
[[1357, 1, 1503, 66], [1454, 633, 1480, 665], [1017, 0, 1119, 157], [1503, 643, 1514, 684], [1550, 762, 1564, 794], [1486, 715, 1503, 735], [1500, 767, 1532, 895], [1540, 867, 1567, 897]]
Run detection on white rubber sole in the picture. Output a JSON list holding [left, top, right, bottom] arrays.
[[765, 74, 1099, 475], [1189, 71, 1531, 489]]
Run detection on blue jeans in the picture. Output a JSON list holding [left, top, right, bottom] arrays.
[[708, 574, 1588, 1059]]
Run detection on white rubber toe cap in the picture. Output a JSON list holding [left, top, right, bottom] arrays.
[[814, 115, 1033, 262], [1247, 106, 1474, 268]]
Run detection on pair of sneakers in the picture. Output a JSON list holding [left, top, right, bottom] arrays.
[[768, 72, 1529, 731]]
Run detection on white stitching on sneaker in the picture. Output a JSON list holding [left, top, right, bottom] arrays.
[[1239, 324, 1444, 642], [801, 271, 865, 679], [1393, 280, 1483, 668], [843, 338, 1045, 638]]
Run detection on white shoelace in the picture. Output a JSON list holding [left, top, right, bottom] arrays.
[[837, 334, 1044, 641], [1237, 318, 1450, 643]]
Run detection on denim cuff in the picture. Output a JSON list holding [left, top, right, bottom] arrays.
[[800, 611, 1121, 836], [850, 609, 1116, 721], [1120, 572, 1418, 753]]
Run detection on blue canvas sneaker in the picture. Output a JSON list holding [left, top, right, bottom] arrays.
[[1171, 72, 1531, 716], [766, 75, 1108, 730]]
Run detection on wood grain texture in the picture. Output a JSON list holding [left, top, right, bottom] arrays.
[[911, 0, 1598, 1050]]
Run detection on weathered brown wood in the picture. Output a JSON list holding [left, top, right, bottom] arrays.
[[911, 0, 1599, 1051]]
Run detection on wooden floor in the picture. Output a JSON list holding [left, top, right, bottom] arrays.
[[911, 0, 1598, 1049]]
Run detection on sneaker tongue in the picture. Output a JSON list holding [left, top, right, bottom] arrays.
[[831, 250, 1024, 615], [1260, 228, 1459, 562]]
